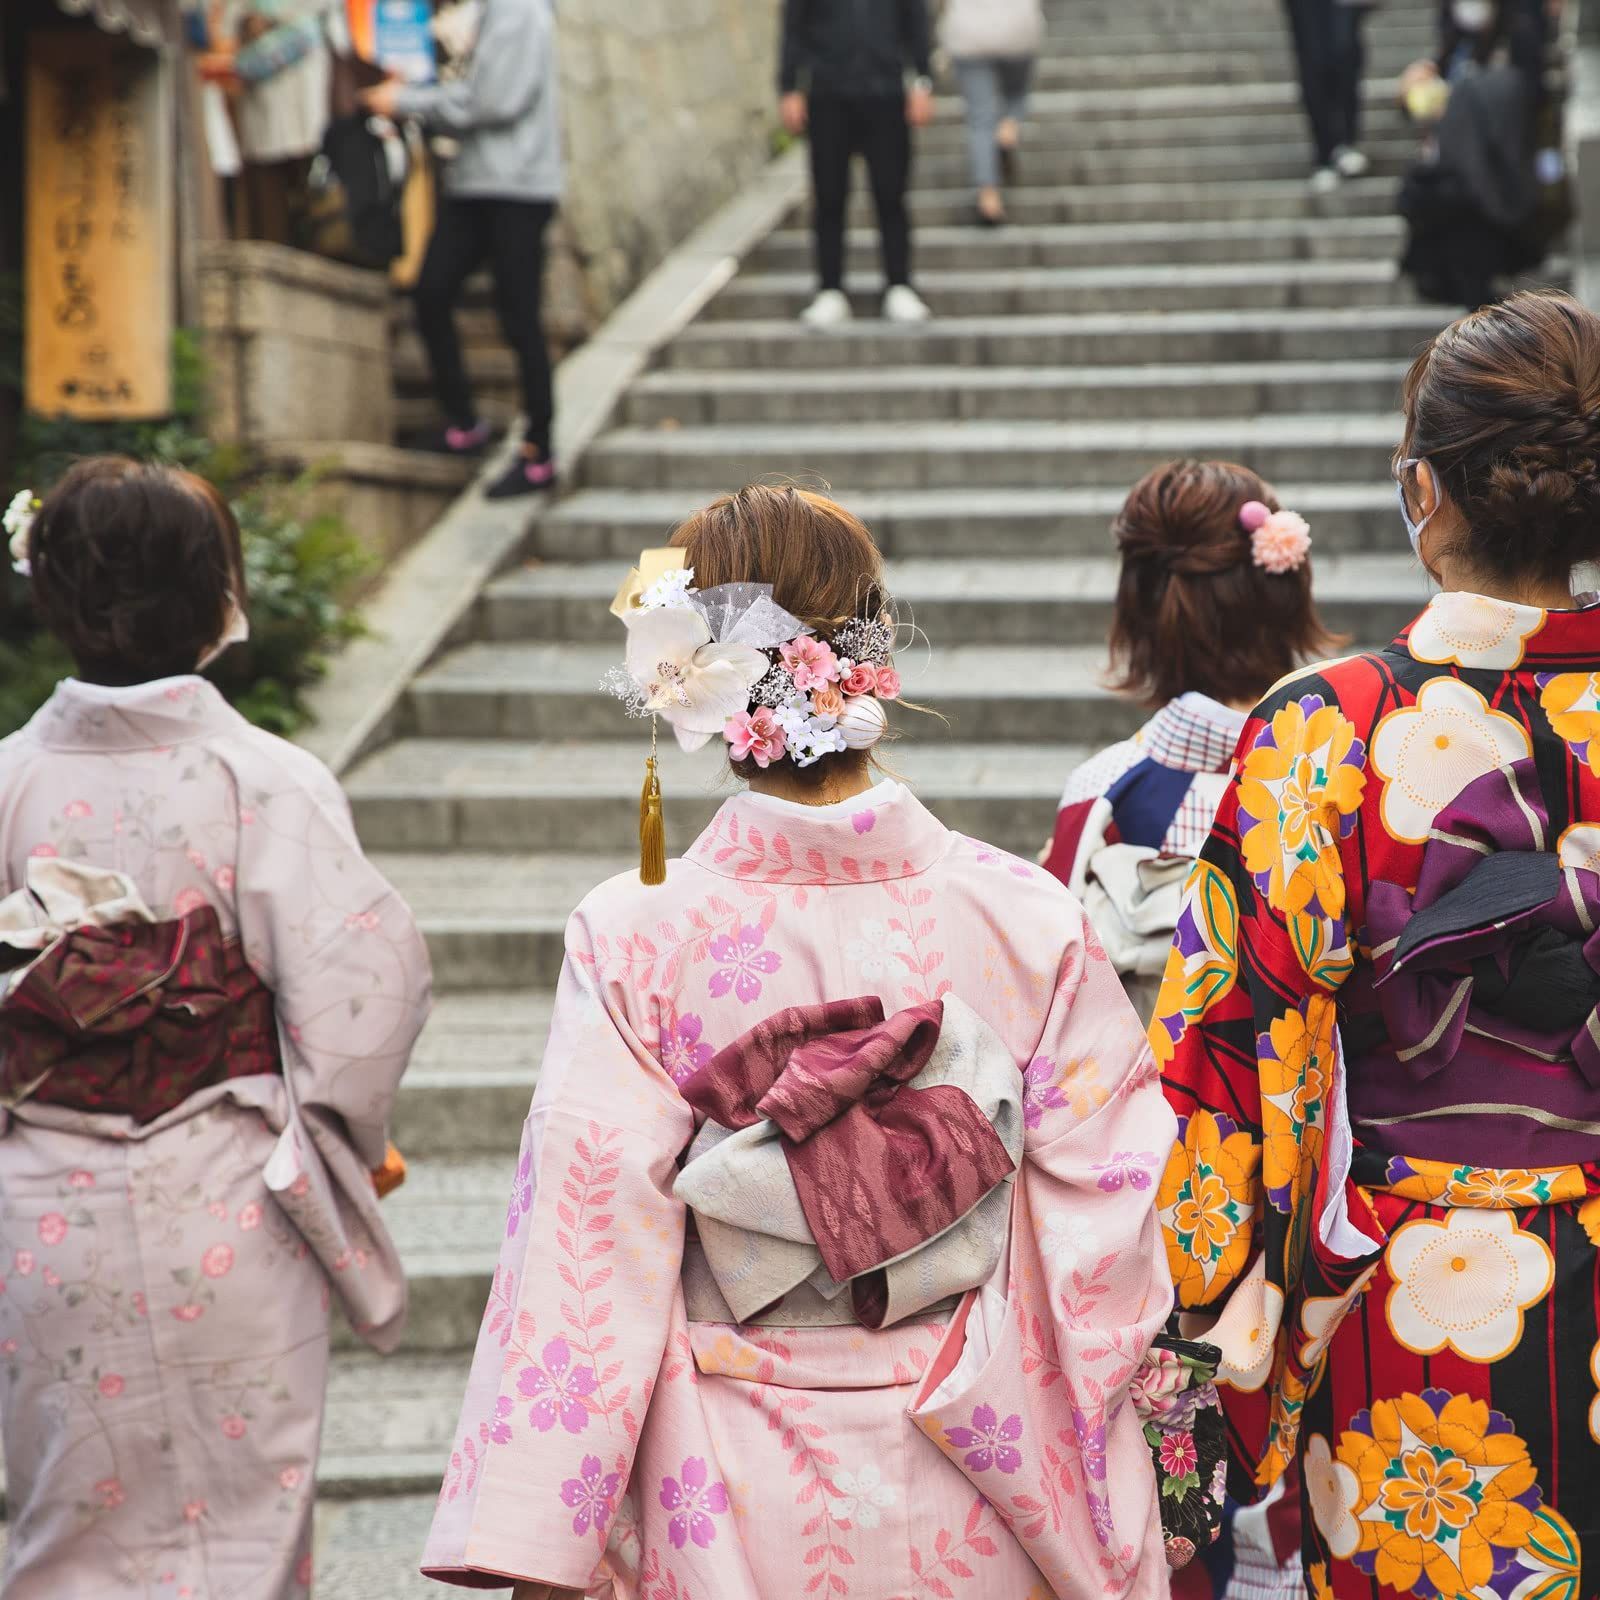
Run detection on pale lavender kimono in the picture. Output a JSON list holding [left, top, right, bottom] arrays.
[[424, 782, 1177, 1600], [0, 676, 432, 1599]]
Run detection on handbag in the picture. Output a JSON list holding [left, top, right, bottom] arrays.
[[1130, 1333, 1228, 1570]]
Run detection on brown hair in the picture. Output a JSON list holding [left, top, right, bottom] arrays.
[[669, 485, 890, 784], [1401, 290, 1600, 586], [27, 456, 245, 686], [1107, 459, 1340, 708]]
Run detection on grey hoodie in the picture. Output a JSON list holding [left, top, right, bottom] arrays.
[[394, 0, 563, 203]]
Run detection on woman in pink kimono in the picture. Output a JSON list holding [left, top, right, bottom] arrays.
[[423, 486, 1197, 1600], [0, 458, 432, 1598]]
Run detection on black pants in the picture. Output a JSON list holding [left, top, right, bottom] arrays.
[[808, 94, 913, 292], [1283, 0, 1367, 167], [414, 196, 555, 452]]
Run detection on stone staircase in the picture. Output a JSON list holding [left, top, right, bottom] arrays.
[[309, 0, 1537, 1588]]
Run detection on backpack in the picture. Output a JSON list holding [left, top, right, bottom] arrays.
[[303, 114, 406, 270]]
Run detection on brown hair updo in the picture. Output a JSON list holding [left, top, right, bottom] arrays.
[[1108, 459, 1339, 708], [669, 485, 891, 786], [27, 456, 245, 687], [1401, 290, 1600, 587]]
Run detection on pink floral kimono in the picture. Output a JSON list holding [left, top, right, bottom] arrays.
[[0, 676, 432, 1600], [424, 781, 1177, 1599]]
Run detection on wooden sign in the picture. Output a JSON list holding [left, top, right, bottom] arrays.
[[25, 29, 174, 421]]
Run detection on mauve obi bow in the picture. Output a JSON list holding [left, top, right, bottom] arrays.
[[1367, 759, 1600, 1085], [0, 860, 279, 1121], [674, 994, 1024, 1329]]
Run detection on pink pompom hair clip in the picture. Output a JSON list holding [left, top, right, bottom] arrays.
[[1239, 499, 1311, 575]]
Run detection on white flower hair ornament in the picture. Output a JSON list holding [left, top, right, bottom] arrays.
[[5, 490, 41, 577], [606, 547, 899, 885]]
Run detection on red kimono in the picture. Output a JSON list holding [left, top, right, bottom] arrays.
[[1155, 589, 1600, 1600]]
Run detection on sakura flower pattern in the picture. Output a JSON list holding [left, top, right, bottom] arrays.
[[518, 1338, 598, 1434], [946, 1404, 1023, 1474], [831, 1464, 896, 1530], [506, 1146, 534, 1239], [659, 1011, 715, 1084], [1022, 1056, 1068, 1131], [660, 1457, 730, 1549], [708, 924, 781, 1004], [488, 1395, 514, 1446], [1041, 1211, 1101, 1271], [561, 1454, 621, 1537], [843, 917, 914, 981], [1094, 1152, 1157, 1192]]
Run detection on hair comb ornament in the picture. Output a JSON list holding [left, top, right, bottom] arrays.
[[1239, 499, 1312, 575], [5, 490, 40, 577], [606, 549, 900, 884]]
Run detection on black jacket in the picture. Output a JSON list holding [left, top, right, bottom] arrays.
[[779, 0, 933, 98]]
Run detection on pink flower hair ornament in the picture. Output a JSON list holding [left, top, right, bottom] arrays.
[[1238, 500, 1312, 575]]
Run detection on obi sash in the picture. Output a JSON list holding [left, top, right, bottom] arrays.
[[675, 993, 1024, 1330], [1352, 759, 1600, 1168], [0, 861, 280, 1123]]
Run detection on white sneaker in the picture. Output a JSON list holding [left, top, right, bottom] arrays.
[[1309, 166, 1341, 196], [800, 289, 853, 328], [882, 285, 932, 324], [1333, 146, 1370, 179]]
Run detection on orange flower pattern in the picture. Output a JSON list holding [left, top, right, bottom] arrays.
[[1158, 1109, 1261, 1307]]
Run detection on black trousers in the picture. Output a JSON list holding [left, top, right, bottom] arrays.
[[808, 94, 913, 292], [1282, 0, 1367, 167], [414, 196, 556, 452]]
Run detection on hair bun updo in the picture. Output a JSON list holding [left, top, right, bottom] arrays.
[[1403, 291, 1600, 585]]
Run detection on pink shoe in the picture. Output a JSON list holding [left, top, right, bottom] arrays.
[[485, 455, 559, 500]]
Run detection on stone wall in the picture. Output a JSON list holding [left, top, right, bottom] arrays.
[[547, 0, 783, 340], [199, 241, 394, 448]]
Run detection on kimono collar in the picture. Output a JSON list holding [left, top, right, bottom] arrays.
[[1139, 693, 1246, 774], [1397, 588, 1600, 673], [28, 677, 243, 753], [687, 782, 953, 885]]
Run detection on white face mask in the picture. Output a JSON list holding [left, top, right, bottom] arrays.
[[197, 601, 250, 671], [1452, 0, 1495, 29], [1396, 459, 1437, 558]]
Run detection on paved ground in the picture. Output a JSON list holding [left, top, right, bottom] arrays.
[[313, 0, 1495, 1589]]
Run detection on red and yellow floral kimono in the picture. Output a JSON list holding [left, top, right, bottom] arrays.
[[1156, 589, 1600, 1600]]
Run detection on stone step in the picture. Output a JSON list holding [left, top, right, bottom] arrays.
[[623, 357, 1410, 426], [470, 551, 1427, 646], [932, 76, 1399, 123], [315, 1493, 439, 1599], [347, 736, 1077, 858], [751, 215, 1405, 273], [660, 304, 1450, 371], [891, 106, 1411, 157], [903, 138, 1416, 191], [851, 175, 1400, 227], [580, 415, 1403, 492], [319, 1351, 465, 1499], [392, 990, 551, 1158], [707, 260, 1409, 322], [624, 358, 1414, 428], [1026, 46, 1422, 90], [532, 483, 1403, 561], [1033, 17, 1431, 47]]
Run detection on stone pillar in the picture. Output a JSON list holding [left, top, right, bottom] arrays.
[[199, 240, 396, 448]]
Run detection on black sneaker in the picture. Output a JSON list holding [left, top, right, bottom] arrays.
[[484, 455, 559, 500], [998, 145, 1018, 186]]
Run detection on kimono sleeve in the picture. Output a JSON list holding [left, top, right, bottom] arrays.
[[1151, 692, 1374, 1488], [423, 903, 694, 1590], [913, 903, 1177, 1598], [229, 738, 432, 1166]]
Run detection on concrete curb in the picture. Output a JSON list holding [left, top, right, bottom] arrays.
[[297, 145, 808, 776]]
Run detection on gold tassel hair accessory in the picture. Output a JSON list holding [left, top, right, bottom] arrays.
[[640, 716, 666, 887]]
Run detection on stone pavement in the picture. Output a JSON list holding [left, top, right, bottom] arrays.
[[311, 0, 1477, 1589]]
